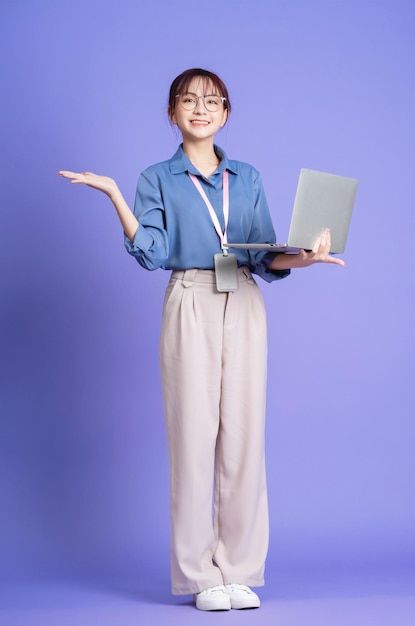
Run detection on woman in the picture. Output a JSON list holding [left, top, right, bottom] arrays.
[[58, 67, 345, 611]]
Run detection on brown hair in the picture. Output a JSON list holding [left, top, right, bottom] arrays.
[[167, 67, 231, 126]]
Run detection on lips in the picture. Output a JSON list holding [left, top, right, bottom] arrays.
[[190, 120, 210, 125]]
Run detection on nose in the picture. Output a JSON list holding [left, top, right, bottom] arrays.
[[193, 96, 208, 114]]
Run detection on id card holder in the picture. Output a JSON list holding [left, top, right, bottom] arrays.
[[214, 251, 239, 292]]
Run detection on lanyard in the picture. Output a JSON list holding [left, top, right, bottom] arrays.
[[188, 170, 230, 255]]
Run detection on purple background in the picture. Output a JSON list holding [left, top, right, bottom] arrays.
[[1, 0, 414, 623]]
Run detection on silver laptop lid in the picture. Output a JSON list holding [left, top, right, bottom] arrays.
[[287, 168, 358, 253]]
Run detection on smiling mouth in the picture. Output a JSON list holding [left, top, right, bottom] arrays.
[[190, 120, 210, 125]]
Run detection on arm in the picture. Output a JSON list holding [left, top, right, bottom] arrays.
[[266, 250, 313, 270], [120, 169, 169, 271], [111, 188, 139, 242], [58, 167, 168, 270]]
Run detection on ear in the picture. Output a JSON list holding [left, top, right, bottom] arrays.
[[220, 108, 228, 128]]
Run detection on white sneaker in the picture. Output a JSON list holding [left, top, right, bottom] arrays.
[[194, 584, 231, 610], [224, 583, 261, 609]]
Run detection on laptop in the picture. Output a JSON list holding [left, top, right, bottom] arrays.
[[227, 168, 358, 254]]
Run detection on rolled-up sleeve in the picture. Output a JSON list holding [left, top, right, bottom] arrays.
[[123, 169, 169, 270], [247, 171, 291, 283]]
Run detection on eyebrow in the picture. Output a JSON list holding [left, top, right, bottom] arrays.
[[184, 91, 220, 97]]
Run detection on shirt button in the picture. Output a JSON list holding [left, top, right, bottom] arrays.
[[182, 280, 193, 288]]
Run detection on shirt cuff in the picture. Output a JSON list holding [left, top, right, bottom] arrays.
[[259, 252, 292, 282], [124, 222, 154, 254]]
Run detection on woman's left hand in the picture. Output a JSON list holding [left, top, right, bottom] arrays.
[[298, 228, 346, 267]]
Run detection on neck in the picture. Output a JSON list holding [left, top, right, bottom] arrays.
[[182, 137, 220, 166]]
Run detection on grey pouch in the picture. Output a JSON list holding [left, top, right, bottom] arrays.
[[214, 252, 239, 292]]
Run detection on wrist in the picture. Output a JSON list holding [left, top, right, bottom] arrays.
[[297, 251, 316, 268], [109, 183, 121, 201]]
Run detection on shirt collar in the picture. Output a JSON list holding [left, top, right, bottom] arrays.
[[169, 142, 238, 176]]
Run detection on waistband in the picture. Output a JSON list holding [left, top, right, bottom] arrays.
[[170, 265, 253, 284]]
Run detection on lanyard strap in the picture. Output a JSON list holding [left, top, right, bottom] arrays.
[[188, 170, 230, 253]]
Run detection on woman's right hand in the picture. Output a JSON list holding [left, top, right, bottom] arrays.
[[58, 170, 118, 199]]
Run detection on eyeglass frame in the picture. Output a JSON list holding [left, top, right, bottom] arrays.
[[174, 92, 227, 111]]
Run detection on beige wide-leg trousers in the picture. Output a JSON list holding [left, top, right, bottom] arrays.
[[159, 264, 269, 596]]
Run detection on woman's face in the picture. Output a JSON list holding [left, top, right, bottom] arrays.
[[170, 76, 228, 141]]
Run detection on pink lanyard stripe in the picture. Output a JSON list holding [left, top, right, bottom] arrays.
[[188, 170, 229, 249]]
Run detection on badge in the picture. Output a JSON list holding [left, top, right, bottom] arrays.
[[214, 249, 238, 292]]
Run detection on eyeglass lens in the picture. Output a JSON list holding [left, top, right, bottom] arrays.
[[179, 93, 223, 112]]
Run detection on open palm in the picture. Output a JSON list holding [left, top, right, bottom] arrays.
[[58, 170, 117, 198], [299, 228, 346, 267]]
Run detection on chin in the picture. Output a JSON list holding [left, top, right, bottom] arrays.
[[184, 130, 214, 139]]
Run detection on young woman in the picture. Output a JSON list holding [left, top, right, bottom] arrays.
[[58, 67, 345, 611]]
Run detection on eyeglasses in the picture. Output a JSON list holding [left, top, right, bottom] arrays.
[[175, 92, 227, 112]]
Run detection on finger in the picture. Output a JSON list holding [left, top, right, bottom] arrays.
[[318, 232, 327, 254], [58, 171, 75, 178], [326, 228, 331, 248], [321, 228, 331, 252], [325, 256, 346, 266], [323, 229, 331, 252], [312, 234, 322, 253], [58, 170, 81, 176]]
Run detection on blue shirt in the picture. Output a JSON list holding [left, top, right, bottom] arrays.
[[124, 142, 291, 283]]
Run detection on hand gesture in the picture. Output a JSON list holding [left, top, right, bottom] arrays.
[[57, 170, 118, 199], [298, 228, 346, 267]]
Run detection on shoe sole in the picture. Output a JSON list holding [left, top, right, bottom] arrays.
[[195, 603, 231, 610], [230, 598, 261, 609], [193, 593, 231, 610]]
